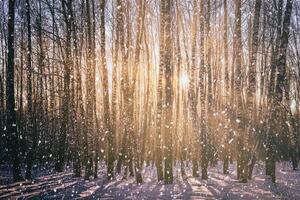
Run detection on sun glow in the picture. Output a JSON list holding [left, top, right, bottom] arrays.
[[180, 72, 189, 89]]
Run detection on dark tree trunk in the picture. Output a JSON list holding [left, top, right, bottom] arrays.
[[222, 0, 230, 175], [234, 0, 248, 183], [266, 0, 284, 183], [100, 0, 114, 181], [132, 0, 146, 184], [70, 0, 82, 178], [6, 0, 23, 182], [163, 0, 173, 184], [55, 0, 72, 173], [247, 0, 262, 180], [189, 0, 199, 178], [199, 0, 208, 180], [268, 0, 294, 183], [275, 0, 294, 102], [84, 0, 95, 179], [155, 0, 166, 182], [24, 0, 35, 180]]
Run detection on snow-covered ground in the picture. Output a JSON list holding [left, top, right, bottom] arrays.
[[0, 161, 299, 199]]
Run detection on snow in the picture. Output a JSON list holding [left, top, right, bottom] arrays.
[[0, 162, 300, 199]]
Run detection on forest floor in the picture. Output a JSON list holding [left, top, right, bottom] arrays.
[[0, 161, 299, 199]]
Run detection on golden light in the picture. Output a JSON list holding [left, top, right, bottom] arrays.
[[180, 71, 189, 89]]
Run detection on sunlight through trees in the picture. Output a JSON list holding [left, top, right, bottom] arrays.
[[0, 0, 299, 190]]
